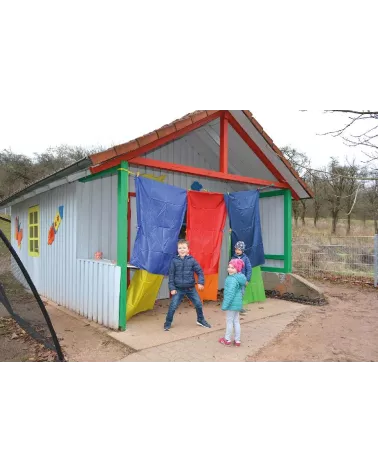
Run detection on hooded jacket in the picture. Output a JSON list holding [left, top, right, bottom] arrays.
[[168, 255, 205, 291], [231, 252, 252, 282], [221, 272, 247, 311]]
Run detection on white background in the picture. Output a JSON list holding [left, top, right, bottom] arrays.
[[1, 1, 377, 471]]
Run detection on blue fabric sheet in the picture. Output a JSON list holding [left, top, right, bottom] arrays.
[[130, 177, 187, 276], [224, 190, 265, 268]]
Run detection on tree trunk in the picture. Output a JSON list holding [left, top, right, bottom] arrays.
[[331, 212, 339, 234], [347, 214, 351, 235], [300, 201, 306, 226]]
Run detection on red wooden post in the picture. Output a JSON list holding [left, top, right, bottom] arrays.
[[220, 112, 229, 173]]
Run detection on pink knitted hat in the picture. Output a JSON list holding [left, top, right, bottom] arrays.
[[229, 259, 244, 273]]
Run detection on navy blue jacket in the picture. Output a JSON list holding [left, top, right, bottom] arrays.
[[168, 255, 205, 291], [231, 252, 252, 282]]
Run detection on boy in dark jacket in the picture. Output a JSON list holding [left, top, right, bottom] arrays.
[[231, 241, 252, 314], [164, 240, 211, 331]]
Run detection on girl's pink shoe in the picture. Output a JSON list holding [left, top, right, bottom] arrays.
[[234, 341, 241, 347], [219, 337, 231, 346]]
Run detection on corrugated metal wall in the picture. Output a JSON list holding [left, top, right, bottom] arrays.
[[11, 182, 78, 309], [11, 180, 120, 329], [77, 175, 118, 261]]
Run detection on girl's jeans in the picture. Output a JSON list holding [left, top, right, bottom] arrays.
[[225, 310, 241, 342]]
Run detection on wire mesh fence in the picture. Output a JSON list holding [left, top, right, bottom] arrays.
[[293, 235, 377, 285], [0, 224, 64, 360]]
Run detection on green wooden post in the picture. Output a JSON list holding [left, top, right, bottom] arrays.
[[117, 162, 128, 330], [283, 188, 293, 273]]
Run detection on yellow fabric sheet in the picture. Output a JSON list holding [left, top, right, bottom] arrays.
[[126, 270, 164, 320]]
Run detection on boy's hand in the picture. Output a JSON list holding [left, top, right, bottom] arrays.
[[246, 281, 249, 286], [171, 290, 177, 295], [197, 284, 204, 291]]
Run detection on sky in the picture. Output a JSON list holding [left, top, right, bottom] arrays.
[[0, 1, 375, 170], [0, 106, 366, 168]]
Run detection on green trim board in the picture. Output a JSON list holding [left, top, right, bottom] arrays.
[[117, 161, 128, 330], [261, 266, 285, 273], [283, 188, 293, 272], [79, 167, 119, 183], [264, 254, 285, 260], [259, 189, 286, 199]]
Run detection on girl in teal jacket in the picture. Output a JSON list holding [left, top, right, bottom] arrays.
[[219, 258, 247, 347]]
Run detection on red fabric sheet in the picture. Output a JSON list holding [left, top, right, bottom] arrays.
[[187, 191, 227, 275]]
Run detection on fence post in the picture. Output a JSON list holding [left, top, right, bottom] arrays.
[[375, 234, 378, 288]]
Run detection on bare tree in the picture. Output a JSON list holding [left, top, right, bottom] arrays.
[[366, 179, 378, 233], [343, 160, 363, 234], [310, 170, 325, 227], [281, 146, 311, 226], [324, 110, 378, 166], [325, 158, 349, 234]]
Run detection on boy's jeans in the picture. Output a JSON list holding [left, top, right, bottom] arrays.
[[165, 287, 205, 325], [225, 310, 241, 342]]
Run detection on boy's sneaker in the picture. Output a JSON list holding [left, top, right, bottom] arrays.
[[234, 340, 241, 347], [219, 337, 231, 346], [197, 319, 211, 328], [164, 323, 171, 331]]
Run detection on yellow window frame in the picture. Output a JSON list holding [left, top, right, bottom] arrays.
[[28, 205, 40, 257]]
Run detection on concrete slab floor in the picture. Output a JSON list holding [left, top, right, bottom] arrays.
[[108, 298, 305, 352]]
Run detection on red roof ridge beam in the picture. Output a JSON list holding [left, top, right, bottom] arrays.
[[241, 110, 314, 199], [90, 111, 222, 171], [224, 111, 300, 200], [219, 113, 228, 173]]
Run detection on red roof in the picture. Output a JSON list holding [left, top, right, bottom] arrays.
[[90, 110, 313, 198]]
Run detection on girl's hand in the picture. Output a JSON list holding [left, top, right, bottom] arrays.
[[171, 290, 177, 295], [197, 284, 204, 291]]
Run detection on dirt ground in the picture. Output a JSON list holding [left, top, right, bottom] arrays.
[[247, 282, 378, 362], [0, 316, 58, 362], [0, 303, 134, 362], [46, 303, 134, 362]]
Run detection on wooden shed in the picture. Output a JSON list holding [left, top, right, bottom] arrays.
[[0, 110, 312, 330]]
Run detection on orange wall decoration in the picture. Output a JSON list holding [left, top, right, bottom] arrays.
[[48, 205, 64, 245], [14, 216, 23, 249]]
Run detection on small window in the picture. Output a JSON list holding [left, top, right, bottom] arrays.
[[28, 205, 40, 257]]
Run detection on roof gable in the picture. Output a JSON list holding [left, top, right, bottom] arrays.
[[89, 110, 313, 199]]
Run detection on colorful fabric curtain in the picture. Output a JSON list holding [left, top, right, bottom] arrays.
[[187, 191, 227, 301], [186, 191, 227, 274], [130, 176, 187, 275], [196, 273, 219, 302], [126, 270, 164, 320], [242, 266, 266, 305], [224, 190, 265, 268]]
